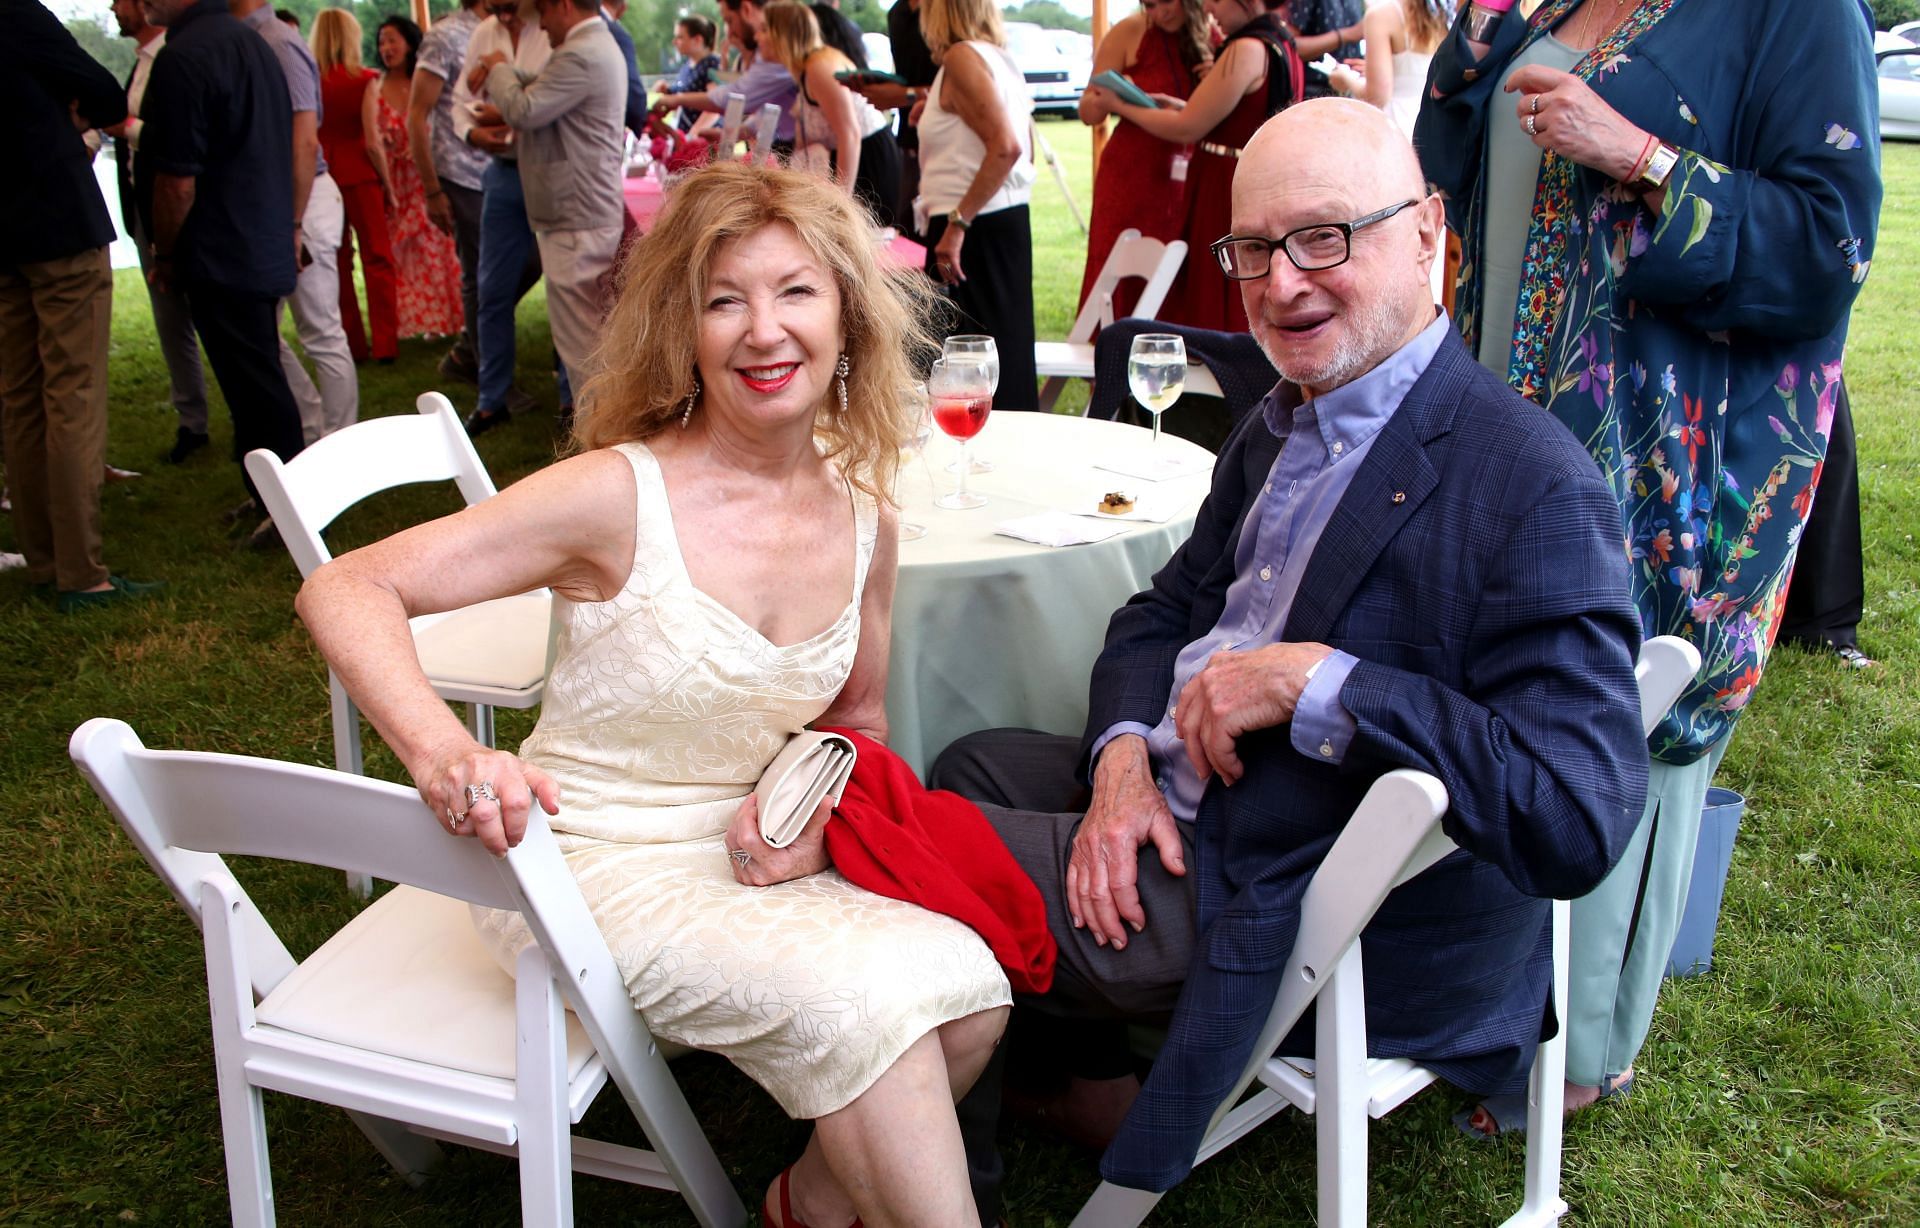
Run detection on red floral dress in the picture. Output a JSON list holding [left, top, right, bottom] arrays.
[[377, 90, 464, 339]]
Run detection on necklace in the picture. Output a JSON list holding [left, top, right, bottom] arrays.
[[1568, 0, 1636, 49]]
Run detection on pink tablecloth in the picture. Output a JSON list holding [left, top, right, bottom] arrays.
[[623, 175, 927, 270]]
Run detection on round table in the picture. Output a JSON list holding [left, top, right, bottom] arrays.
[[886, 412, 1216, 776]]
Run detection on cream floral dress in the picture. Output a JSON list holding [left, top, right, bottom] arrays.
[[474, 442, 1010, 1119]]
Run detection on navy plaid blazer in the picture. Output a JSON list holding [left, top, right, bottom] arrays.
[[1083, 330, 1649, 1192]]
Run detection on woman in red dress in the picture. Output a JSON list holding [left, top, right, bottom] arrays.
[[1082, 0, 1302, 332], [1076, 0, 1210, 320], [311, 8, 399, 362], [373, 16, 465, 340]]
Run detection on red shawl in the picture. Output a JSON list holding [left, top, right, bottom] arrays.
[[820, 728, 1056, 994]]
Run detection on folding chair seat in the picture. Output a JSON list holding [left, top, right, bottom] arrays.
[[1034, 228, 1187, 411], [70, 718, 746, 1228], [245, 392, 553, 895], [1073, 635, 1701, 1228]]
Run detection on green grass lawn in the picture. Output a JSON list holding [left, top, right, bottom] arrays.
[[2, 127, 1916, 1225]]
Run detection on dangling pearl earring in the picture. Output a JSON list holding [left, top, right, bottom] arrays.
[[835, 353, 850, 416], [679, 374, 700, 428]]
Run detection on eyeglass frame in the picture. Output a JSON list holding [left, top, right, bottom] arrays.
[[1209, 198, 1424, 280]]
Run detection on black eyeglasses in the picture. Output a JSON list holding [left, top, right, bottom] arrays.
[[1210, 199, 1422, 279]]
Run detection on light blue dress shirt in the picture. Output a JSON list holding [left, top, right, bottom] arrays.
[[1097, 311, 1451, 821]]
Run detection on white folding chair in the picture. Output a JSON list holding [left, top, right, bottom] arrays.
[[1073, 635, 1702, 1228], [1034, 228, 1187, 411], [245, 392, 553, 896], [71, 717, 747, 1228], [717, 94, 747, 158], [751, 102, 782, 164]]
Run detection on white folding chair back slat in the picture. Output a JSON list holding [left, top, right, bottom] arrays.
[[71, 718, 747, 1228], [1034, 229, 1188, 410], [244, 392, 553, 896], [1071, 635, 1702, 1228]]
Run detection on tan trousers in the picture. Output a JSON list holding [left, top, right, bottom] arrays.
[[534, 224, 622, 393], [0, 248, 113, 592]]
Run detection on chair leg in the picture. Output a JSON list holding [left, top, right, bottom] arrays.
[[344, 1110, 445, 1188], [329, 674, 373, 898], [1069, 1181, 1164, 1228], [1504, 899, 1570, 1227], [1317, 946, 1370, 1228], [515, 946, 575, 1226], [1038, 376, 1067, 412], [466, 702, 496, 749]]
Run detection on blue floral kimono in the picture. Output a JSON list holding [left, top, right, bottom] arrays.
[[1416, 0, 1882, 763]]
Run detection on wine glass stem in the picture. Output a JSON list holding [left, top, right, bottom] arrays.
[[962, 440, 977, 499], [1150, 410, 1164, 446]]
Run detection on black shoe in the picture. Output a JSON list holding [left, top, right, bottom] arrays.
[[504, 386, 540, 415], [246, 515, 283, 553], [167, 427, 211, 464], [438, 347, 480, 385], [57, 574, 165, 613], [221, 496, 260, 526], [465, 406, 511, 438]]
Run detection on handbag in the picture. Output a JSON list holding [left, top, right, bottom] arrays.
[[753, 731, 857, 848]]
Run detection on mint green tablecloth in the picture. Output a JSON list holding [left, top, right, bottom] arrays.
[[886, 413, 1215, 776]]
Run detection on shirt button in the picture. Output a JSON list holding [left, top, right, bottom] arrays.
[[1332, 441, 1345, 455], [1264, 482, 1272, 494], [1169, 704, 1177, 719], [1260, 566, 1273, 581], [1320, 740, 1334, 758]]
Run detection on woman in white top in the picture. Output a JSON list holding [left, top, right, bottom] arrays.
[[762, 0, 905, 228], [915, 0, 1039, 408], [296, 161, 1009, 1228], [1326, 0, 1450, 138]]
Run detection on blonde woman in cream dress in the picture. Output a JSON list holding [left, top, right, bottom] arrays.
[[298, 160, 1009, 1228]]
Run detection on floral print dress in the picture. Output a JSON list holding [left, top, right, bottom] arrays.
[[376, 88, 465, 340], [1426, 0, 1882, 763]]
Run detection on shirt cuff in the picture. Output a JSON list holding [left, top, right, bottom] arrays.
[[1290, 650, 1360, 766], [1090, 721, 1156, 769]]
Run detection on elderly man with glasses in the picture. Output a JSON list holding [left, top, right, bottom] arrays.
[[929, 98, 1651, 1200]]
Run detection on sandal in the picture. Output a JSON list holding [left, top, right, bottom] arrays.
[[761, 1164, 863, 1228], [1454, 1072, 1634, 1140]]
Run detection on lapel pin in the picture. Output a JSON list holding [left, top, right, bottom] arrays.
[[1392, 491, 1406, 504]]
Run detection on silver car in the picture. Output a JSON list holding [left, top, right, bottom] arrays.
[[1878, 30, 1920, 141]]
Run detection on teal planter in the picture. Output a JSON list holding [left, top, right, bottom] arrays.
[[1665, 787, 1745, 978]]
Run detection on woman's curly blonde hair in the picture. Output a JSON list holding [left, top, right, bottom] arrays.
[[572, 160, 941, 502]]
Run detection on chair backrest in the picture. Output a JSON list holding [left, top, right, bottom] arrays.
[[1068, 229, 1189, 343], [1634, 634, 1699, 737], [243, 393, 498, 578], [751, 103, 781, 163], [717, 95, 746, 156]]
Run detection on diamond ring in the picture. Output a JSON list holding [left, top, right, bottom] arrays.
[[464, 781, 499, 809]]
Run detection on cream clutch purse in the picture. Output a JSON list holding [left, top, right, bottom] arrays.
[[753, 731, 858, 848]]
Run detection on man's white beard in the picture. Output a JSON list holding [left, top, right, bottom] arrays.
[[1255, 293, 1409, 393]]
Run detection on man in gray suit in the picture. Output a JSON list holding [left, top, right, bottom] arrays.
[[479, 0, 625, 390]]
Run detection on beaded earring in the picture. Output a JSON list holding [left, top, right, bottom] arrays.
[[835, 354, 850, 416], [679, 374, 700, 428]]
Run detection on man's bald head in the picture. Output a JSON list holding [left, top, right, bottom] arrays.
[[1227, 98, 1443, 395]]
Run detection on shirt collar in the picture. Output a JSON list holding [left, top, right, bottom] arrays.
[[137, 31, 165, 59], [1261, 310, 1452, 460]]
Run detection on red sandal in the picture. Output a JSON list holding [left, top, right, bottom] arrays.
[[762, 1164, 864, 1228]]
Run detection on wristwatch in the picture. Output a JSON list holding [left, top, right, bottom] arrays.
[[946, 211, 972, 232], [1631, 142, 1681, 193]]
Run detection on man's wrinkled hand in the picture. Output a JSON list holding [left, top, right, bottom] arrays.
[[1175, 641, 1334, 785], [1067, 736, 1185, 949]]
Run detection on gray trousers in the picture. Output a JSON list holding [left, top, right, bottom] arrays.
[[132, 215, 208, 434], [444, 180, 483, 360], [929, 728, 1199, 1222]]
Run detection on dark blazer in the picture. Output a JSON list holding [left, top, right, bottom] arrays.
[[1084, 330, 1649, 1191], [0, 0, 124, 267]]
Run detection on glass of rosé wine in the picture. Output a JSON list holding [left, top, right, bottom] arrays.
[[928, 356, 992, 510]]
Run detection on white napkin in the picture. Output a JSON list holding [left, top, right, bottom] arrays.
[[1313, 54, 1343, 77], [1094, 453, 1214, 483], [995, 511, 1133, 547]]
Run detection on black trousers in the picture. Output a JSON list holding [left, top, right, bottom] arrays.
[[185, 278, 305, 502], [929, 728, 1200, 1222], [925, 206, 1039, 410], [443, 181, 484, 360], [1781, 379, 1865, 650]]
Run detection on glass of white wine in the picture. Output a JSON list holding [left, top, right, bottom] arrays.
[[899, 387, 932, 541], [1128, 333, 1187, 459]]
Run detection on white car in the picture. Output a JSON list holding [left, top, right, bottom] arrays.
[[1004, 21, 1089, 116], [1877, 30, 1920, 140]]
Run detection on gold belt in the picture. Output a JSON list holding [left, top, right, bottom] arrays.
[[1198, 141, 1243, 159]]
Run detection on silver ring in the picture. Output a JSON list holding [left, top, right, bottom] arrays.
[[1525, 113, 1537, 137], [464, 781, 499, 809], [448, 806, 467, 828], [728, 848, 752, 867], [1531, 94, 1540, 114]]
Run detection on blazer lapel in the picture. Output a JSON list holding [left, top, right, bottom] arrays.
[[1282, 341, 1473, 644]]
